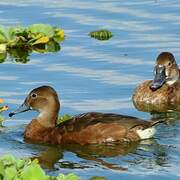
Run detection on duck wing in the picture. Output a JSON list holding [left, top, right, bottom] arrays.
[[57, 112, 151, 132]]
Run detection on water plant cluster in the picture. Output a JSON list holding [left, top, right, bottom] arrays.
[[0, 23, 112, 63], [0, 155, 78, 180], [0, 24, 65, 63]]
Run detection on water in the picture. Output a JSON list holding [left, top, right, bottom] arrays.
[[0, 0, 180, 179]]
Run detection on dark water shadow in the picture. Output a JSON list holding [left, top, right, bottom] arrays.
[[32, 142, 138, 171], [31, 138, 170, 172]]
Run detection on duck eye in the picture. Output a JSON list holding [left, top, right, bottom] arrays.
[[31, 93, 37, 99], [168, 62, 171, 66]]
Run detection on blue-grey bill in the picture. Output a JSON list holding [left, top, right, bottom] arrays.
[[150, 66, 166, 91], [9, 102, 30, 117]]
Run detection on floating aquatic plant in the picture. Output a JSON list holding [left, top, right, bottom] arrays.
[[57, 114, 72, 125], [90, 176, 107, 180], [89, 29, 113, 41], [0, 155, 78, 180], [0, 24, 65, 63]]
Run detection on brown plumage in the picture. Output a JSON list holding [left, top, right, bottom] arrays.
[[9, 86, 164, 145], [133, 52, 180, 113]]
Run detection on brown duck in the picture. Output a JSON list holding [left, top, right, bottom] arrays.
[[133, 52, 180, 113], [9, 86, 164, 145]]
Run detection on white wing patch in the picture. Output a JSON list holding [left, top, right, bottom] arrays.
[[136, 127, 156, 140], [105, 137, 115, 142]]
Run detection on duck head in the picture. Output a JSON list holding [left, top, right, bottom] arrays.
[[9, 86, 60, 128], [150, 52, 179, 91]]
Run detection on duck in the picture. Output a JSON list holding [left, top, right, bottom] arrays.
[[9, 86, 165, 145], [133, 52, 180, 113]]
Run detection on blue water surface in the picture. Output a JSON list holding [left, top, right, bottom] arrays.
[[0, 0, 179, 179]]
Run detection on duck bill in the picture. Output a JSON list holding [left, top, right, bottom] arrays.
[[150, 66, 166, 91], [9, 100, 31, 117]]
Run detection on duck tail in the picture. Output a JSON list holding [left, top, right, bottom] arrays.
[[150, 119, 165, 127]]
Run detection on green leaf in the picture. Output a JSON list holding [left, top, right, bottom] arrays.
[[0, 162, 5, 176], [20, 161, 47, 180], [55, 173, 78, 180], [64, 173, 78, 180], [32, 36, 49, 45], [16, 159, 26, 169], [0, 44, 7, 52], [0, 52, 7, 63], [5, 166, 17, 180], [53, 29, 65, 42], [7, 26, 25, 40], [28, 33, 43, 44], [0, 26, 8, 43], [0, 154, 16, 166], [7, 27, 16, 40], [27, 24, 54, 37], [47, 40, 60, 52]]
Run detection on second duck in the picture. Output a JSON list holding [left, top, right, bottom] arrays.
[[133, 52, 180, 113]]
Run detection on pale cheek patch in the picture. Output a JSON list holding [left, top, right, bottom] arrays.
[[136, 127, 156, 140], [166, 76, 179, 85]]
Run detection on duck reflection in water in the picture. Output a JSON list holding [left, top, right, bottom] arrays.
[[31, 139, 169, 172]]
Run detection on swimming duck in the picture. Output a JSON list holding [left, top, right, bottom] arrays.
[[133, 52, 180, 113], [9, 86, 164, 145]]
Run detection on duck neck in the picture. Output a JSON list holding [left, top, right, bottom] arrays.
[[36, 111, 57, 128], [35, 96, 60, 128]]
